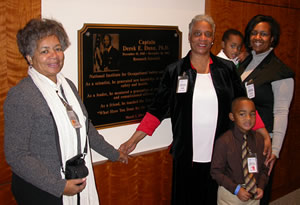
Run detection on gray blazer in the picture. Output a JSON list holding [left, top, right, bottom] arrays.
[[4, 76, 120, 197]]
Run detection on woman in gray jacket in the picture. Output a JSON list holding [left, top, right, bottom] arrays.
[[4, 18, 127, 205]]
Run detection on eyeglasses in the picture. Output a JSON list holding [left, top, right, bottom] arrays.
[[250, 31, 270, 37], [193, 31, 213, 38]]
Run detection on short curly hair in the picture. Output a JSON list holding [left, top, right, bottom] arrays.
[[188, 14, 216, 36], [17, 18, 70, 61]]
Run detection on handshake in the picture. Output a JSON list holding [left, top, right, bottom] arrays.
[[117, 150, 129, 164], [117, 130, 147, 164]]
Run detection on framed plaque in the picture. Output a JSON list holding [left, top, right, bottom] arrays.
[[78, 24, 181, 129]]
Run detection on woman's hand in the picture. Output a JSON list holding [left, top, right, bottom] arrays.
[[237, 51, 249, 62], [265, 154, 277, 175], [63, 178, 87, 196], [256, 128, 272, 161], [119, 138, 137, 155], [119, 131, 147, 154], [263, 134, 272, 161], [118, 150, 129, 164]]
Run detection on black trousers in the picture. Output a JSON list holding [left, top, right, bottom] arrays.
[[171, 160, 218, 205], [11, 173, 62, 205], [260, 169, 275, 205]]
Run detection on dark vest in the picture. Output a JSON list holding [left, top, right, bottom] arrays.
[[237, 51, 294, 132]]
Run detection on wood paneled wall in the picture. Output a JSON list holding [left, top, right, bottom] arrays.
[[1, 0, 299, 204], [206, 0, 300, 201], [94, 148, 172, 205], [0, 0, 41, 204]]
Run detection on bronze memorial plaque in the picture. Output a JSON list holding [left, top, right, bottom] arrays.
[[78, 24, 181, 129]]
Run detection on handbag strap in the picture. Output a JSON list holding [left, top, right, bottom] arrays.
[[51, 112, 88, 174], [60, 85, 88, 155], [53, 84, 88, 205]]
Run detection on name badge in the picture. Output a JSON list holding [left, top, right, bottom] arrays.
[[67, 109, 82, 129], [56, 89, 82, 129], [245, 80, 255, 99], [247, 153, 258, 173], [176, 72, 188, 93]]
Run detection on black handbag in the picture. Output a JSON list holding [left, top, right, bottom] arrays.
[[54, 125, 89, 180], [65, 153, 89, 180]]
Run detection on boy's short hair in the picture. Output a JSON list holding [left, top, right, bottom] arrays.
[[231, 97, 254, 112], [222, 29, 244, 43]]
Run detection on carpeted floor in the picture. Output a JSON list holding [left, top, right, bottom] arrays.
[[270, 189, 300, 205]]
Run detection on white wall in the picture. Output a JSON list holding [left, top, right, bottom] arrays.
[[42, 0, 205, 161]]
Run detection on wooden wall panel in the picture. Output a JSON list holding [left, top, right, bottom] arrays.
[[0, 184, 16, 205], [0, 0, 9, 189], [230, 0, 300, 9], [94, 148, 173, 205], [206, 0, 300, 201], [0, 0, 41, 202]]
